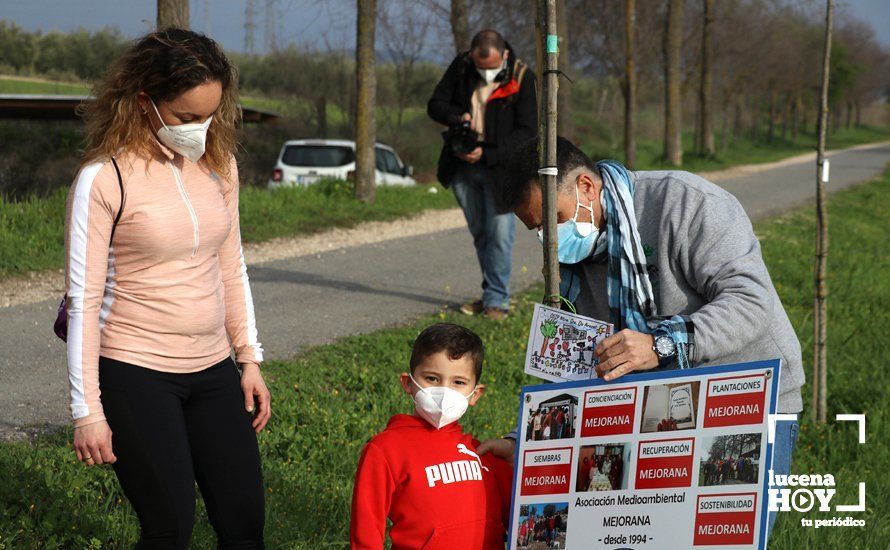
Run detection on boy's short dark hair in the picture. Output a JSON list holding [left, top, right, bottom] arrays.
[[410, 323, 485, 381]]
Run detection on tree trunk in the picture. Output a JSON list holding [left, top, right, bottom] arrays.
[[732, 94, 742, 142], [813, 0, 833, 425], [157, 0, 189, 29], [624, 0, 637, 169], [781, 96, 790, 141], [556, 0, 573, 141], [663, 0, 683, 166], [449, 0, 469, 54], [536, 0, 561, 310], [749, 98, 758, 142], [699, 0, 715, 156], [854, 99, 861, 127], [802, 101, 810, 134], [316, 95, 328, 138], [767, 87, 777, 143], [845, 101, 852, 129], [355, 0, 377, 203]]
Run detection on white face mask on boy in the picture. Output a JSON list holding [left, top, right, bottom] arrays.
[[149, 98, 212, 163], [409, 374, 477, 429]]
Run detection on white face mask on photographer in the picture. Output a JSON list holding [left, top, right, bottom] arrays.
[[410, 374, 477, 429], [476, 59, 506, 84], [149, 99, 212, 163]]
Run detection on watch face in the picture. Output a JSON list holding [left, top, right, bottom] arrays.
[[655, 336, 675, 356]]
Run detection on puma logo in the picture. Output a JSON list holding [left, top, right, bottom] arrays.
[[457, 443, 490, 472]]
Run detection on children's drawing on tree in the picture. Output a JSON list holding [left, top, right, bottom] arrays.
[[524, 304, 613, 383]]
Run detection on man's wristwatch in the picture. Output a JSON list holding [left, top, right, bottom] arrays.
[[652, 335, 677, 359]]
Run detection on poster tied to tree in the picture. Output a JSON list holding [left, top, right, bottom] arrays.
[[525, 304, 613, 383]]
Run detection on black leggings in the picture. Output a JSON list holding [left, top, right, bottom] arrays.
[[99, 356, 265, 549]]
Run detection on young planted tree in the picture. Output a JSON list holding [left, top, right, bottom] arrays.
[[663, 0, 683, 166], [354, 0, 377, 203], [157, 0, 189, 29], [623, 0, 637, 169], [698, 0, 715, 157], [535, 0, 560, 310], [813, 0, 834, 424]]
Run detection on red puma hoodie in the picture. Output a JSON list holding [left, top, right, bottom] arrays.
[[350, 414, 513, 550]]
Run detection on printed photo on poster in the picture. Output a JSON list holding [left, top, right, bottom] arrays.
[[575, 443, 631, 492], [524, 392, 578, 442], [524, 304, 612, 383], [699, 432, 762, 486], [516, 502, 569, 550], [640, 381, 700, 433]]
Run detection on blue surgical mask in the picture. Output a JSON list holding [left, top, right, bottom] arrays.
[[537, 185, 600, 264]]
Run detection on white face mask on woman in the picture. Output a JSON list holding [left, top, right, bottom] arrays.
[[409, 374, 477, 429], [150, 99, 212, 162]]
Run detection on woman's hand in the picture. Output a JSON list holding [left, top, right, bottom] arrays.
[[73, 421, 116, 466], [241, 363, 271, 433]]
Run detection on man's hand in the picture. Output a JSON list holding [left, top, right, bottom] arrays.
[[73, 421, 116, 466], [241, 363, 272, 433], [594, 329, 659, 381], [477, 437, 516, 463], [456, 146, 483, 164]]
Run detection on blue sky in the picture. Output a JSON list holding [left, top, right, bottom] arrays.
[[2, 0, 888, 61]]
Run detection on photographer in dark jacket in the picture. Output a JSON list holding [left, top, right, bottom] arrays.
[[428, 29, 537, 320]]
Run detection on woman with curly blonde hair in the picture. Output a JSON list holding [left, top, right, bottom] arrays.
[[65, 28, 268, 548]]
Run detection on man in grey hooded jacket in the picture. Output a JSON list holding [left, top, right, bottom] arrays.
[[480, 137, 802, 536]]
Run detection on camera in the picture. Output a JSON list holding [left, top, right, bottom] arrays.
[[446, 120, 479, 156]]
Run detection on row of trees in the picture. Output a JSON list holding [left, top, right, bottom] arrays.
[[0, 21, 127, 81], [1, 1, 886, 194], [460, 0, 888, 168]]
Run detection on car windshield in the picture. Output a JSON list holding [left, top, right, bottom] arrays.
[[281, 145, 355, 167]]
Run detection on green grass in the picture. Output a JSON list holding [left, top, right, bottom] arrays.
[[756, 169, 889, 548], [0, 189, 68, 279], [0, 77, 89, 95], [237, 179, 455, 243], [0, 180, 455, 280], [579, 118, 890, 173], [1, 168, 888, 547]]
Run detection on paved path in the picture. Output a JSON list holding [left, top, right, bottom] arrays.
[[1, 142, 888, 437]]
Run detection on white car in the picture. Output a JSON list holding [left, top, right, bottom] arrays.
[[267, 139, 416, 188]]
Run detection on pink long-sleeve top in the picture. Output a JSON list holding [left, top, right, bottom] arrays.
[[64, 140, 263, 428]]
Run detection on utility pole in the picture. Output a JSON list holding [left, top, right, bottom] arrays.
[[245, 0, 257, 54], [813, 0, 834, 424], [535, 0, 560, 309], [265, 0, 278, 53]]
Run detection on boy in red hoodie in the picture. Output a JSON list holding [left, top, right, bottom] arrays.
[[350, 323, 513, 550]]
